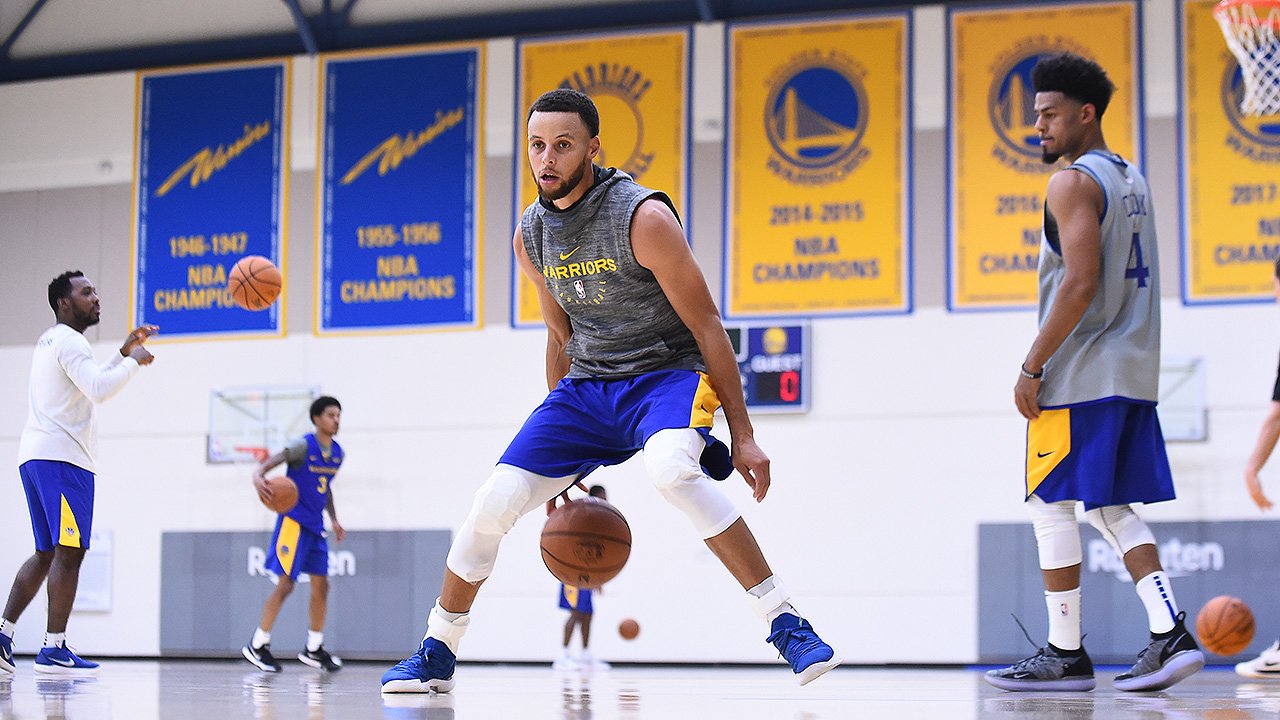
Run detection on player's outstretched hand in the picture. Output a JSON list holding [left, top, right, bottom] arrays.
[[1246, 470, 1274, 511], [733, 436, 771, 503], [120, 325, 158, 356], [545, 481, 590, 516], [129, 345, 155, 366]]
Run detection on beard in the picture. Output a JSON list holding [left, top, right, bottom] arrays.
[[534, 161, 589, 202], [1041, 148, 1063, 164]]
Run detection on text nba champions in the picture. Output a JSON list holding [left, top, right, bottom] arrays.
[[762, 201, 875, 282], [337, 107, 464, 305], [151, 121, 268, 312]]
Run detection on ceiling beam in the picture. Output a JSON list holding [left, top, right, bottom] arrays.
[[0, 0, 52, 59], [281, 0, 318, 55]]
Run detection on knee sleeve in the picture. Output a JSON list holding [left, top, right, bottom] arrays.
[[446, 464, 573, 583], [1027, 495, 1082, 570], [1084, 504, 1155, 556], [643, 429, 740, 539]]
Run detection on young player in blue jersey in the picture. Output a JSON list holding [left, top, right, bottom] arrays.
[[986, 53, 1203, 693], [0, 271, 155, 678], [381, 89, 838, 694], [242, 396, 346, 673]]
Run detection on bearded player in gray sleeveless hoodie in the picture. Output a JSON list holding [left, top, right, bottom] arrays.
[[985, 53, 1204, 694], [381, 89, 839, 693]]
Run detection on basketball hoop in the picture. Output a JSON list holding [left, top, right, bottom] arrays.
[[1214, 0, 1280, 116]]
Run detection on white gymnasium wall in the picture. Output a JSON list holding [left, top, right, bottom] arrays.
[[0, 0, 1275, 664]]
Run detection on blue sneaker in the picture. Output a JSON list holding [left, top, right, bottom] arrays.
[[34, 643, 99, 676], [0, 633, 14, 675], [381, 638, 456, 694], [767, 613, 840, 685]]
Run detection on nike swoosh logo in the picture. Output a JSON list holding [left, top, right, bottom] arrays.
[[559, 247, 580, 261], [48, 656, 78, 667], [1037, 451, 1054, 458]]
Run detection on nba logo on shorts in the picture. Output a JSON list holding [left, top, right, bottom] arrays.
[[574, 279, 586, 299]]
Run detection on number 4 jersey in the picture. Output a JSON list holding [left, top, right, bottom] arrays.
[[1037, 150, 1160, 407]]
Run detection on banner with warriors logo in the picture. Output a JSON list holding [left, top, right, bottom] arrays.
[[725, 13, 911, 318], [512, 28, 690, 328], [947, 1, 1141, 311], [1180, 0, 1280, 304]]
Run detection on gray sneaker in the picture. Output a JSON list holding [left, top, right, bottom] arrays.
[[1114, 612, 1205, 692], [984, 644, 1096, 692]]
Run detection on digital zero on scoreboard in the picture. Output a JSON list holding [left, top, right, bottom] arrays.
[[725, 325, 809, 413]]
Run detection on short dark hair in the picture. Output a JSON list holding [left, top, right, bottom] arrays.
[[1032, 52, 1116, 118], [588, 485, 606, 498], [310, 396, 341, 420], [1274, 257, 1280, 280], [48, 270, 85, 312], [527, 88, 600, 137]]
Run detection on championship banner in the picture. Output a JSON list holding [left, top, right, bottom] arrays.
[[725, 14, 911, 318], [317, 45, 484, 334], [948, 1, 1142, 310], [133, 61, 288, 337], [512, 29, 689, 327], [1181, 0, 1280, 303]]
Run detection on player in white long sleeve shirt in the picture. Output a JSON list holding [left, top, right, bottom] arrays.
[[0, 271, 156, 677]]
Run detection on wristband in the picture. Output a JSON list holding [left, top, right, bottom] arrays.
[[1020, 363, 1043, 380]]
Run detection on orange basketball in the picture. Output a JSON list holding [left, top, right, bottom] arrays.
[[1196, 595, 1255, 655], [262, 476, 298, 515], [540, 497, 631, 589], [228, 255, 282, 311], [619, 618, 640, 641]]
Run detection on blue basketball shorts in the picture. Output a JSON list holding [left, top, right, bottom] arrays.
[[1025, 397, 1175, 510], [499, 369, 733, 481], [264, 515, 329, 580], [559, 584, 594, 614], [19, 460, 94, 551]]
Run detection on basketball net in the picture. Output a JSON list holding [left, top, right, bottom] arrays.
[[1215, 0, 1280, 116]]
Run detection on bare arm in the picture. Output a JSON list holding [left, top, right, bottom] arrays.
[[630, 199, 771, 502], [1015, 170, 1104, 420], [251, 449, 289, 504], [1245, 401, 1280, 510], [514, 226, 574, 391], [326, 490, 345, 541]]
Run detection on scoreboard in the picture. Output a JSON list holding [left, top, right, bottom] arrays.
[[725, 324, 809, 413]]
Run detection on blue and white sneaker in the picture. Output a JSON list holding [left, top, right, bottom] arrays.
[[381, 638, 456, 694], [0, 633, 14, 676], [33, 643, 99, 676], [767, 613, 841, 685]]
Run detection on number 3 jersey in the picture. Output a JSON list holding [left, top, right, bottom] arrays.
[[284, 433, 342, 533], [1037, 150, 1160, 408]]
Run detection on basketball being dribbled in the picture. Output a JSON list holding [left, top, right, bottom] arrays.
[[540, 497, 631, 588], [228, 255, 282, 311], [261, 476, 298, 514], [1196, 595, 1255, 655], [619, 618, 640, 641]]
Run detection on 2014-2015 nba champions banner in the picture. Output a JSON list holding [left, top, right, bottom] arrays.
[[1181, 0, 1280, 303], [725, 13, 912, 319], [317, 44, 484, 334], [511, 28, 690, 328], [948, 1, 1142, 311], [132, 60, 289, 338]]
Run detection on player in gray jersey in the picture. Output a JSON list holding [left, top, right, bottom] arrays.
[[986, 53, 1204, 694], [381, 89, 838, 693]]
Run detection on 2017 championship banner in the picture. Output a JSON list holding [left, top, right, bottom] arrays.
[[948, 1, 1141, 310], [133, 61, 288, 337], [725, 14, 911, 318], [1181, 0, 1280, 303], [512, 29, 689, 327], [317, 45, 484, 334]]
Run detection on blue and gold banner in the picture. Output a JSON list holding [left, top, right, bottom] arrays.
[[132, 61, 288, 337], [1181, 0, 1280, 303], [948, 1, 1141, 310], [512, 28, 689, 327], [725, 14, 911, 318], [317, 44, 484, 334]]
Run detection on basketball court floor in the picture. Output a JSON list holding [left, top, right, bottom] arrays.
[[0, 660, 1275, 719]]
